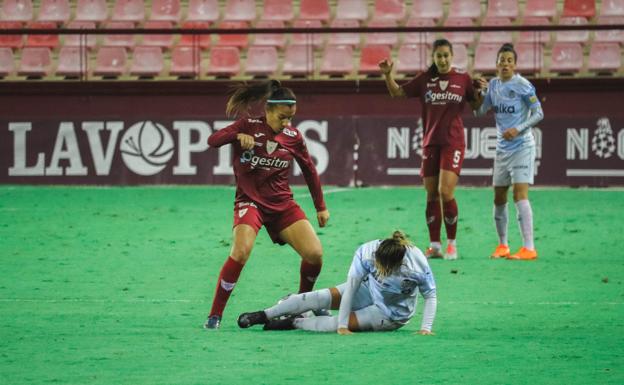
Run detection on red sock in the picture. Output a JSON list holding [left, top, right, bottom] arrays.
[[443, 198, 459, 240], [299, 260, 322, 293], [426, 200, 442, 243], [209, 256, 244, 318]]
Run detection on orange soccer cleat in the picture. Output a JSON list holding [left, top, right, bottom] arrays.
[[507, 247, 538, 260], [490, 244, 511, 259], [444, 243, 458, 260], [425, 247, 444, 259]]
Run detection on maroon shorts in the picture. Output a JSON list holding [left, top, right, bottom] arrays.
[[233, 200, 308, 245], [421, 145, 465, 177]]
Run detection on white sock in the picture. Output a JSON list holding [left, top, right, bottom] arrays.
[[264, 289, 331, 319], [515, 199, 534, 250], [494, 203, 509, 245], [293, 315, 338, 332], [429, 241, 442, 250], [447, 239, 456, 246]]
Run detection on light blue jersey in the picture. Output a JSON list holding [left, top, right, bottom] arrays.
[[347, 240, 437, 322], [480, 74, 543, 153]]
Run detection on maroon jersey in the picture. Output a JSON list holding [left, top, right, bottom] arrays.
[[402, 68, 476, 147], [208, 117, 326, 213]]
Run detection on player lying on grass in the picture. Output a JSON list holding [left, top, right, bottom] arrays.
[[238, 231, 437, 335]]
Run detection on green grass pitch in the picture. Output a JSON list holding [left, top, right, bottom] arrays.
[[1, 186, 623, 385]]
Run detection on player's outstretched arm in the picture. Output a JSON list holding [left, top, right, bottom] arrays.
[[380, 58, 406, 98]]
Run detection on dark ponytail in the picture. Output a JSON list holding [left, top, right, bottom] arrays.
[[226, 79, 297, 118], [374, 230, 411, 278], [428, 38, 453, 76], [497, 43, 517, 63]]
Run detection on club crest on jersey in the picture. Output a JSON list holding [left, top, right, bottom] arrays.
[[439, 80, 449, 91], [266, 140, 278, 154], [238, 208, 248, 218]]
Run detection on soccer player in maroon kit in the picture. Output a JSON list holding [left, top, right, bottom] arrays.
[[204, 80, 330, 329], [379, 39, 485, 260]]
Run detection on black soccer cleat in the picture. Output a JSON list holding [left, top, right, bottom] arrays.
[[263, 316, 296, 331], [204, 315, 221, 330], [237, 311, 268, 328]]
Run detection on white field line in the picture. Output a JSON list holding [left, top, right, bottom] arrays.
[[294, 187, 351, 199]]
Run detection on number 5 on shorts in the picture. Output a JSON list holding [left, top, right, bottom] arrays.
[[452, 150, 461, 168]]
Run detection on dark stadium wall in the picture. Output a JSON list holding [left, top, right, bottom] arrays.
[[1, 79, 623, 186]]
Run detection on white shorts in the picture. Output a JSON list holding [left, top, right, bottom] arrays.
[[493, 146, 535, 187], [335, 282, 404, 332]]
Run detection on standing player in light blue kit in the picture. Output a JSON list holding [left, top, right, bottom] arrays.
[[475, 43, 544, 260], [237, 231, 437, 335]]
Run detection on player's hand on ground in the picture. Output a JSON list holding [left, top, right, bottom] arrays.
[[236, 133, 255, 150], [317, 210, 330, 228], [502, 127, 519, 140], [378, 58, 394, 75], [337, 327, 353, 335], [417, 330, 434, 336]]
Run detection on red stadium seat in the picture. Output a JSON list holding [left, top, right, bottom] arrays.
[[320, 45, 354, 76], [328, 19, 360, 46], [519, 17, 551, 45], [37, 0, 70, 24], [600, 0, 624, 16], [0, 47, 15, 76], [403, 17, 436, 46], [442, 18, 476, 47], [103, 21, 136, 48], [186, 0, 219, 22], [524, 0, 557, 19], [224, 0, 257, 22], [150, 0, 181, 22], [480, 17, 513, 44], [142, 20, 174, 49], [291, 19, 324, 48], [515, 43, 544, 75], [130, 46, 164, 77], [336, 0, 368, 22], [56, 46, 89, 77], [473, 43, 499, 73], [486, 0, 519, 19], [549, 42, 583, 74], [178, 21, 212, 49], [216, 21, 249, 47], [448, 0, 482, 21], [1, 0, 34, 22], [0, 22, 23, 49], [562, 0, 596, 18], [25, 22, 59, 48], [64, 21, 98, 50], [298, 0, 330, 22], [75, 0, 108, 23], [18, 46, 52, 77], [396, 43, 429, 74], [112, 0, 145, 23], [451, 43, 469, 70], [365, 19, 399, 47], [588, 42, 621, 73], [94, 46, 128, 77], [282, 44, 314, 76], [207, 46, 240, 77], [373, 0, 406, 21], [252, 20, 286, 47], [170, 45, 202, 77], [594, 16, 624, 44], [245, 45, 278, 77], [555, 17, 590, 44], [359, 44, 391, 75], [409, 0, 443, 23], [261, 0, 294, 21]]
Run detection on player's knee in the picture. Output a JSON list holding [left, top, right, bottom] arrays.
[[439, 187, 454, 202], [303, 247, 323, 264], [230, 244, 253, 263]]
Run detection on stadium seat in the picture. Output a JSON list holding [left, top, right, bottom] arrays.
[[600, 0, 624, 16], [480, 17, 513, 44], [170, 45, 202, 77], [515, 43, 544, 75], [245, 45, 279, 77], [473, 43, 499, 73], [594, 16, 624, 44], [519, 17, 551, 45], [485, 0, 518, 19], [442, 18, 476, 47], [261, 0, 294, 21], [396, 43, 429, 74], [56, 46, 89, 77], [452, 43, 469, 70], [150, 0, 181, 22], [224, 0, 257, 22], [0, 47, 15, 76], [0, 22, 23, 49], [298, 0, 330, 22], [1, 0, 33, 22], [320, 45, 354, 76], [282, 44, 314, 76], [555, 17, 590, 44], [549, 42, 583, 74], [523, 0, 557, 19], [359, 44, 391, 75], [142, 20, 174, 49], [403, 17, 436, 46], [94, 46, 128, 77], [328, 19, 361, 46], [64, 21, 98, 50], [186, 0, 219, 22], [336, 0, 368, 22], [365, 19, 399, 47], [130, 46, 164, 77], [18, 46, 52, 77], [252, 20, 286, 47], [562, 0, 596, 18], [291, 19, 324, 48], [207, 46, 240, 77], [112, 0, 145, 23], [409, 0, 443, 23], [373, 0, 406, 21], [103, 21, 136, 48], [215, 21, 249, 47], [178, 21, 212, 49], [37, 0, 70, 24], [588, 42, 621, 73], [25, 22, 59, 48], [75, 0, 108, 23], [448, 0, 482, 21]]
